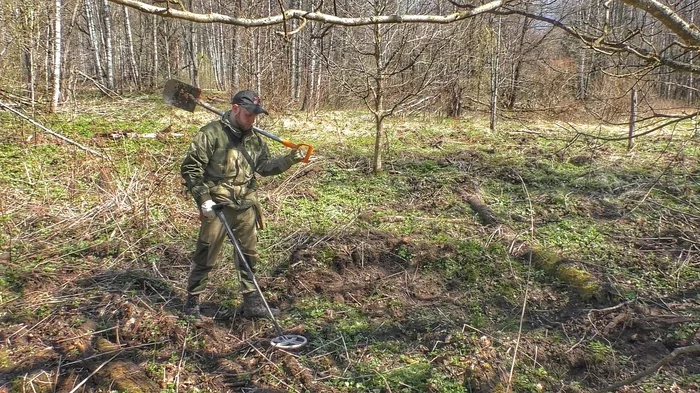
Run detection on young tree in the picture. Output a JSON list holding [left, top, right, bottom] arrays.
[[328, 0, 451, 172]]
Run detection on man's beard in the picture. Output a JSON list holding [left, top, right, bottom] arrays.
[[229, 113, 252, 131]]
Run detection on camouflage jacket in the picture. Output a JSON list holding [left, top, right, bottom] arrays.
[[181, 111, 298, 207]]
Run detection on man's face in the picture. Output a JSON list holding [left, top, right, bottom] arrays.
[[233, 105, 258, 131]]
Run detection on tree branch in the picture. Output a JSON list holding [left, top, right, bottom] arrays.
[[108, 0, 507, 26], [595, 344, 700, 393], [496, 8, 700, 74], [0, 102, 108, 159], [619, 0, 700, 47]]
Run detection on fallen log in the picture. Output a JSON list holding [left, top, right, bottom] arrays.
[[464, 191, 605, 301]]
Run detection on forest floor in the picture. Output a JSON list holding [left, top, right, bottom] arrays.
[[0, 95, 698, 393]]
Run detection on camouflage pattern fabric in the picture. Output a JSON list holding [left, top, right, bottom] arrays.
[[181, 111, 299, 208], [181, 111, 301, 295], [186, 205, 258, 294]]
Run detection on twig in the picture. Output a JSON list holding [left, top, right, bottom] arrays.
[[175, 322, 189, 393], [62, 340, 168, 367], [68, 353, 120, 393], [595, 344, 700, 393], [0, 101, 107, 159], [246, 341, 282, 372], [56, 326, 119, 343], [54, 356, 62, 392], [75, 70, 120, 99], [341, 332, 351, 373], [507, 172, 535, 393], [8, 310, 57, 340], [586, 299, 636, 316]]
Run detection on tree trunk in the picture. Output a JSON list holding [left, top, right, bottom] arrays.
[[290, 0, 301, 99], [188, 0, 198, 86], [254, 30, 261, 94], [21, 7, 36, 104], [84, 0, 104, 85], [230, 0, 241, 91], [102, 0, 114, 90], [301, 32, 319, 111], [163, 20, 172, 80], [373, 110, 384, 173], [372, 22, 384, 174], [123, 6, 139, 87], [628, 88, 636, 151], [217, 22, 226, 89], [314, 34, 323, 108], [506, 15, 528, 110], [50, 0, 62, 112], [489, 17, 501, 132], [231, 25, 240, 91], [152, 14, 159, 88]]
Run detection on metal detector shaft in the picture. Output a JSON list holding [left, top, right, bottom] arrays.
[[212, 204, 285, 336]]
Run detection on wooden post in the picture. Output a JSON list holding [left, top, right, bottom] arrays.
[[628, 88, 637, 151]]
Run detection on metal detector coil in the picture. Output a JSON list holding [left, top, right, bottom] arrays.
[[213, 203, 308, 350], [270, 334, 308, 350]]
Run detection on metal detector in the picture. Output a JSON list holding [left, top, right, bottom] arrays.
[[212, 203, 308, 350]]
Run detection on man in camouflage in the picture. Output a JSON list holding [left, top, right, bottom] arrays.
[[181, 90, 304, 321]]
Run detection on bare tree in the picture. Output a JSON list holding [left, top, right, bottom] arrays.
[[84, 0, 105, 85], [19, 5, 37, 103], [123, 6, 139, 87], [50, 0, 62, 112], [489, 16, 501, 131], [327, 0, 450, 172], [2, 0, 699, 133], [102, 0, 115, 89]]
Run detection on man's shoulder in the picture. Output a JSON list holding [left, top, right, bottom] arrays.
[[200, 118, 224, 133]]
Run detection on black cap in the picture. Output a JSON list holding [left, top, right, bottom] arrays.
[[231, 90, 269, 115]]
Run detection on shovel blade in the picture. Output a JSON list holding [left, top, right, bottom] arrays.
[[163, 79, 201, 113]]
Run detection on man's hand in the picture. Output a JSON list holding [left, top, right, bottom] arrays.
[[200, 200, 216, 219], [288, 148, 305, 163]]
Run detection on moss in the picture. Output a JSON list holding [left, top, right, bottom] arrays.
[[530, 248, 602, 301], [530, 248, 560, 273], [556, 263, 601, 301]]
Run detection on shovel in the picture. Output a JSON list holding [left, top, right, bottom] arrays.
[[163, 79, 314, 163]]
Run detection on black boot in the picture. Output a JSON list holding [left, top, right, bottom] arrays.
[[183, 294, 202, 322], [242, 292, 279, 319]]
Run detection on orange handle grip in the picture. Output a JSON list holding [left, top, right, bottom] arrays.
[[281, 140, 314, 163]]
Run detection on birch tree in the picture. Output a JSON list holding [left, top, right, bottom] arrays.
[[50, 0, 61, 112], [123, 6, 139, 86], [102, 0, 114, 89], [84, 0, 105, 85]]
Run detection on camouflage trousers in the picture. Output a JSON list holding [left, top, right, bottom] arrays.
[[186, 205, 258, 295]]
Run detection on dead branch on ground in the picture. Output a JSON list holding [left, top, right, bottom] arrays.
[[0, 101, 108, 159], [595, 344, 700, 393]]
